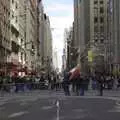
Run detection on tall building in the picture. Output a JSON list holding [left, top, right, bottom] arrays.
[[38, 2, 53, 74], [25, 0, 37, 73], [0, 0, 11, 74], [10, 0, 20, 76], [73, 0, 108, 74], [74, 0, 90, 73], [35, 0, 42, 74], [53, 49, 58, 71], [112, 0, 120, 75], [42, 14, 53, 74], [90, 0, 108, 74], [18, 0, 26, 76], [0, 0, 11, 75]]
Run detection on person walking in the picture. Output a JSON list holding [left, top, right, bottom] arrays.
[[97, 75, 104, 96], [75, 75, 85, 96], [62, 72, 71, 96]]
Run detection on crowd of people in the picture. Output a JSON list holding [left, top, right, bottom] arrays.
[[62, 72, 120, 96], [0, 73, 120, 96], [0, 74, 63, 93]]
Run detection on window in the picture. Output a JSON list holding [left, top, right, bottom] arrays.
[[16, 3, 18, 9], [100, 7, 104, 14], [95, 39, 98, 43], [100, 17, 104, 23], [12, 12, 14, 18], [100, 1, 104, 4], [100, 26, 104, 32], [94, 17, 98, 23], [16, 16, 18, 23], [94, 26, 98, 32], [12, 0, 14, 4], [21, 52, 23, 61], [94, 1, 98, 4], [100, 39, 104, 43], [21, 39, 23, 45]]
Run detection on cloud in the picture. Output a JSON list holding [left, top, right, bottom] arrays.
[[45, 3, 73, 13], [43, 1, 73, 69]]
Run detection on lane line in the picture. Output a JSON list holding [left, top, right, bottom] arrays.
[[8, 111, 29, 118]]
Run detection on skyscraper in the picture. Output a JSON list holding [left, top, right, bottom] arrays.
[[73, 0, 109, 74], [0, 0, 11, 75]]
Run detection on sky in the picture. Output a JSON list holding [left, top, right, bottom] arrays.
[[43, 0, 73, 70]]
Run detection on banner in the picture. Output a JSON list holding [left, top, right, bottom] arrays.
[[88, 50, 93, 62]]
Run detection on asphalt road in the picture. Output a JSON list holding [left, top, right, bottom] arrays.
[[0, 93, 120, 120]]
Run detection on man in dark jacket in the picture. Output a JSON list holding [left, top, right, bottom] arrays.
[[63, 72, 71, 96], [75, 75, 85, 96]]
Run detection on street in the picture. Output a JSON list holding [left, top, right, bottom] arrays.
[[0, 91, 120, 120]]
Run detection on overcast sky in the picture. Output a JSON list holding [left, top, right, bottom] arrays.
[[43, 0, 73, 69]]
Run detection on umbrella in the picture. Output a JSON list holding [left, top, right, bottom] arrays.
[[69, 66, 80, 80]]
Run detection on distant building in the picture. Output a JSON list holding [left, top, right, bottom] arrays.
[[38, 3, 53, 74], [53, 49, 58, 70]]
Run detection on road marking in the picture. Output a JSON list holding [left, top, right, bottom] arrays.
[[56, 100, 60, 120], [116, 101, 120, 106], [42, 106, 54, 110], [8, 111, 29, 118], [108, 100, 120, 113]]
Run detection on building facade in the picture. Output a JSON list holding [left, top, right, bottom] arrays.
[[90, 0, 108, 74], [10, 0, 21, 76], [18, 0, 26, 76], [38, 2, 53, 74], [25, 0, 37, 73], [73, 0, 90, 73], [112, 0, 120, 75], [0, 0, 11, 75], [42, 14, 53, 74], [73, 0, 109, 75]]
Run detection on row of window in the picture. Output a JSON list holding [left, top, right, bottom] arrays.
[[11, 0, 18, 23], [94, 7, 104, 14], [94, 39, 104, 44], [94, 25, 104, 32], [12, 0, 18, 9], [94, 17, 104, 23], [94, 0, 104, 4]]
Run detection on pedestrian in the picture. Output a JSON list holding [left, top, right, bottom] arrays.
[[75, 75, 85, 96], [75, 74, 81, 96], [0, 77, 3, 91], [71, 78, 76, 93], [92, 76, 97, 90], [97, 75, 104, 96], [62, 72, 71, 96], [53, 76, 57, 90], [117, 77, 120, 89]]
